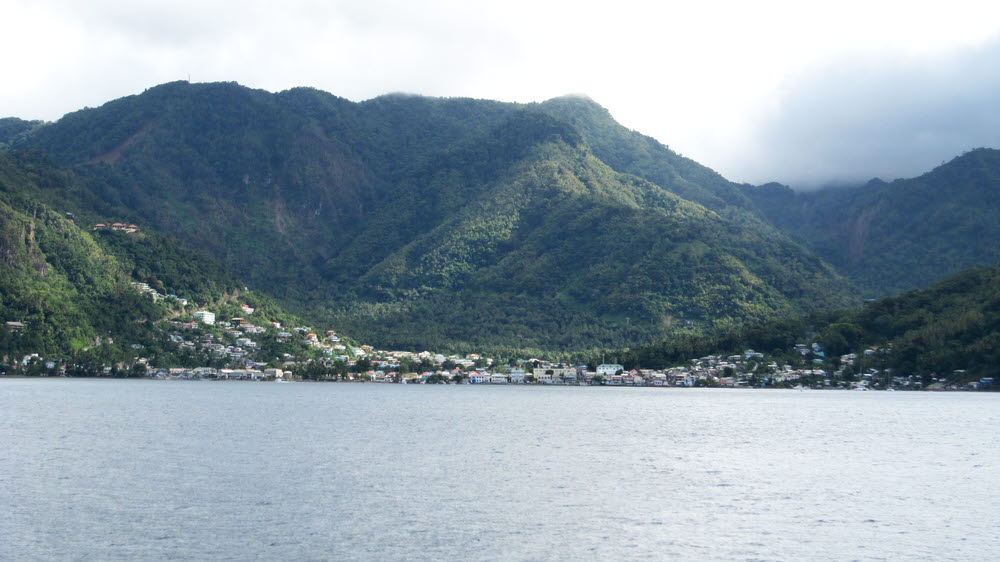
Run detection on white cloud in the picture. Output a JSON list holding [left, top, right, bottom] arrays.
[[715, 35, 1000, 187], [3, 0, 1000, 187]]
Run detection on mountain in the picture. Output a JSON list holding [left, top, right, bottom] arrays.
[[8, 81, 854, 353], [744, 148, 1000, 296], [536, 96, 754, 212], [323, 111, 849, 352]]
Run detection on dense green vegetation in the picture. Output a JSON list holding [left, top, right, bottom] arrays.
[[0, 118, 44, 149], [325, 114, 849, 353], [4, 81, 857, 354], [537, 96, 754, 213], [744, 148, 1000, 296], [0, 151, 242, 301], [0, 151, 316, 370], [3, 81, 998, 363], [618, 265, 1000, 384], [0, 178, 163, 360]]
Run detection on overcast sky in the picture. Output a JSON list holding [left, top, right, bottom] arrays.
[[3, 0, 1000, 188]]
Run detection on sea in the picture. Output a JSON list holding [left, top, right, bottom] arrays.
[[2, 379, 998, 560]]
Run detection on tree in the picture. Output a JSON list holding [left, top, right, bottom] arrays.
[[352, 357, 372, 373], [818, 323, 863, 357]]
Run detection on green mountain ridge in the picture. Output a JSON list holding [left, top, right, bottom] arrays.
[[0, 118, 44, 149], [8, 80, 994, 356], [536, 96, 754, 212], [6, 81, 857, 352], [744, 148, 1000, 296], [328, 119, 848, 351]]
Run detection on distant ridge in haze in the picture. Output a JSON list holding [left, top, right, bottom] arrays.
[[745, 148, 1000, 296]]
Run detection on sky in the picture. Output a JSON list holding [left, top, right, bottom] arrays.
[[3, 0, 1000, 189]]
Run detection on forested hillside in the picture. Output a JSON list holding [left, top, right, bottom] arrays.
[[621, 265, 1000, 383], [537, 96, 754, 212], [6, 81, 854, 353], [0, 154, 163, 358], [745, 148, 1000, 296], [0, 150, 254, 364], [5, 80, 1000, 360], [325, 112, 848, 352]]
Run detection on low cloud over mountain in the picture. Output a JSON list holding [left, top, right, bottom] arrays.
[[725, 35, 1000, 189]]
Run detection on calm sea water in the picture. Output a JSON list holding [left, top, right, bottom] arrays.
[[2, 379, 999, 560]]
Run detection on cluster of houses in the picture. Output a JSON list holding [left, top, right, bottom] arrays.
[[343, 346, 988, 390], [125, 281, 903, 389], [167, 329, 255, 363], [160, 299, 358, 369], [93, 222, 139, 233], [117, 266, 868, 388], [3, 276, 990, 392], [130, 282, 189, 305]]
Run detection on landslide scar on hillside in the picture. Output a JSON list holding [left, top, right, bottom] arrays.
[[89, 122, 153, 165]]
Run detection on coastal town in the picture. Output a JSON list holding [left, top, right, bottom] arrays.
[[137, 349, 992, 391], [4, 280, 991, 391], [4, 312, 993, 391]]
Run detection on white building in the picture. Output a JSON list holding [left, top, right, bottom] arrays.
[[597, 363, 624, 376], [193, 311, 215, 325]]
